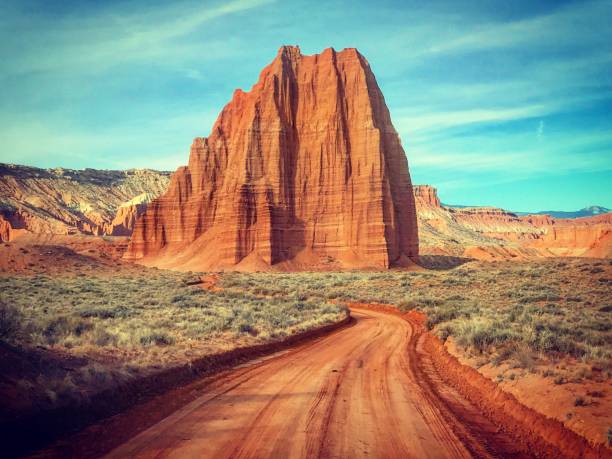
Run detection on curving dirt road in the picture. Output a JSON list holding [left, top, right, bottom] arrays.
[[105, 308, 532, 459]]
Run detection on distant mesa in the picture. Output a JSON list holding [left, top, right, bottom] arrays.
[[413, 185, 441, 208], [125, 46, 420, 271], [414, 185, 612, 260]]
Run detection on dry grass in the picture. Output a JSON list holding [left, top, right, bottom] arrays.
[[1, 241, 610, 439], [0, 265, 346, 420], [1, 272, 344, 350], [219, 258, 612, 377]]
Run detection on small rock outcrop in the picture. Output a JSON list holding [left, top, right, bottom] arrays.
[[126, 46, 419, 270], [0, 214, 12, 242], [413, 185, 441, 208], [106, 193, 156, 236]]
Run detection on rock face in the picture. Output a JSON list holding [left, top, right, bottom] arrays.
[[523, 213, 612, 258], [0, 164, 171, 239], [126, 46, 419, 270], [0, 211, 30, 242], [413, 185, 441, 208], [0, 214, 12, 242], [413, 185, 611, 259], [106, 193, 156, 236]]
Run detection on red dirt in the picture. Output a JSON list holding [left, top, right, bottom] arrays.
[[62, 307, 603, 459], [199, 273, 222, 291], [17, 316, 351, 459], [403, 312, 609, 459], [0, 234, 128, 275]]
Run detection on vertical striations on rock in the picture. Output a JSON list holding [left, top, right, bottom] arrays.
[[126, 46, 419, 270], [413, 185, 441, 208]]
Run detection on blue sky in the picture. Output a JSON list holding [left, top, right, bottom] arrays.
[[1, 0, 610, 211]]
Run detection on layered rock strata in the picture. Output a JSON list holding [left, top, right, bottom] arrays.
[[413, 185, 611, 259], [126, 46, 419, 270], [0, 164, 170, 239]]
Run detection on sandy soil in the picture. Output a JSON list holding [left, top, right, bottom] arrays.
[[0, 233, 128, 274], [100, 308, 553, 459], [447, 339, 612, 446]]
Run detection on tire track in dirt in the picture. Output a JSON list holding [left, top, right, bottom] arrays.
[[104, 308, 524, 459], [36, 274, 607, 459]]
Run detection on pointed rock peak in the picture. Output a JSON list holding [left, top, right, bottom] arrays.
[[277, 45, 302, 61]]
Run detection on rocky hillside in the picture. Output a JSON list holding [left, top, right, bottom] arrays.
[[414, 185, 611, 259], [0, 163, 171, 241]]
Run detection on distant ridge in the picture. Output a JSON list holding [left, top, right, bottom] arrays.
[[514, 206, 610, 219], [443, 203, 610, 220]]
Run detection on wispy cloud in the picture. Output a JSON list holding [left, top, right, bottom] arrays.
[[537, 120, 545, 140], [423, 0, 611, 56], [1, 0, 274, 75], [396, 105, 548, 134], [409, 129, 612, 178]]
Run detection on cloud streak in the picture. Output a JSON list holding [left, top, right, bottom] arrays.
[[1, 0, 275, 75], [423, 0, 611, 56]]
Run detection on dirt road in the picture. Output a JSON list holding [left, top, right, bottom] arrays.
[[105, 308, 532, 459]]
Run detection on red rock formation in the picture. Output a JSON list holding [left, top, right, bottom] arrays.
[[413, 185, 441, 208], [0, 215, 11, 242], [105, 193, 155, 236], [126, 46, 419, 270], [522, 214, 612, 258], [413, 184, 611, 259], [107, 204, 146, 236], [0, 211, 29, 242], [520, 214, 555, 226]]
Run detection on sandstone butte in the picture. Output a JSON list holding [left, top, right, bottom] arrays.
[[125, 46, 419, 271]]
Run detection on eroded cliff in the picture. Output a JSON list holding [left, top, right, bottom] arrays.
[[0, 164, 170, 241], [126, 46, 419, 270], [414, 185, 611, 259]]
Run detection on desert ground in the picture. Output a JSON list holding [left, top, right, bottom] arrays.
[[1, 235, 610, 458]]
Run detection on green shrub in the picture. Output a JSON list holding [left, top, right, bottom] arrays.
[[574, 396, 588, 407], [42, 316, 92, 344], [454, 319, 513, 353], [139, 332, 174, 346], [0, 301, 22, 341], [426, 308, 459, 329], [435, 323, 454, 341], [511, 345, 536, 371]]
